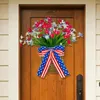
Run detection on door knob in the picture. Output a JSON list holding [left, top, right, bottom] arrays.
[[77, 74, 83, 100]]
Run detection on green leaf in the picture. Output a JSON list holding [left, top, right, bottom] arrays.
[[56, 36, 64, 45]]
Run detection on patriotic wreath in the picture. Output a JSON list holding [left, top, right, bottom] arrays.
[[20, 17, 83, 78]]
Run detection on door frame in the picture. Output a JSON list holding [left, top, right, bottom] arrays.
[[19, 5, 85, 100], [9, 1, 96, 100]]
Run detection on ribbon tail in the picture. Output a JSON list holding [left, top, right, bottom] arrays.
[[51, 52, 65, 78], [37, 51, 50, 77], [54, 52, 70, 76], [41, 51, 52, 78]]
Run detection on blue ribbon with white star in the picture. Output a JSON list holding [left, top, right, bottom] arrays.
[[37, 45, 69, 78]]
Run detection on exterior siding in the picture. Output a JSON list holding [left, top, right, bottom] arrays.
[[0, 20, 8, 35], [0, 36, 8, 50], [0, 1, 9, 100], [96, 0, 100, 99]]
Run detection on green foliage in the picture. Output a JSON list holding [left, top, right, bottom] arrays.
[[32, 33, 67, 47]]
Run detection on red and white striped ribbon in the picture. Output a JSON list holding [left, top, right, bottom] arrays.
[[39, 50, 64, 57], [40, 50, 65, 78]]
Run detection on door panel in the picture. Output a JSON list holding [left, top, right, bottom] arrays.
[[20, 8, 84, 100]]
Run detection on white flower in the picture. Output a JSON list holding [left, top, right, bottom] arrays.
[[58, 24, 62, 28], [20, 35, 24, 39], [26, 32, 29, 36], [39, 24, 42, 27], [30, 40, 34, 46], [26, 39, 33, 46], [71, 28, 76, 32], [50, 27, 54, 31], [60, 20, 65, 24], [49, 31, 52, 35], [33, 35, 37, 38], [60, 43, 62, 45], [63, 23, 67, 29], [31, 31, 40, 38], [44, 35, 49, 39], [44, 18, 48, 22], [62, 32, 66, 35], [36, 32, 40, 35], [26, 36, 28, 40], [23, 41, 26, 45], [52, 22, 57, 27], [20, 40, 23, 43], [71, 33, 76, 37], [72, 36, 76, 42], [36, 35, 39, 38]]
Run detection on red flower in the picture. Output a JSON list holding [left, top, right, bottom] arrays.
[[40, 19, 44, 23], [54, 30, 60, 35], [63, 28, 71, 34], [66, 21, 72, 29], [68, 25, 72, 29], [66, 21, 70, 25], [28, 28, 32, 32], [27, 37, 31, 41], [35, 22, 41, 28], [50, 33, 54, 38], [67, 40, 71, 44], [47, 23, 52, 28], [45, 29, 49, 34], [20, 43, 23, 47], [57, 19, 62, 23], [42, 22, 47, 28], [64, 34, 70, 39], [47, 17, 52, 22]]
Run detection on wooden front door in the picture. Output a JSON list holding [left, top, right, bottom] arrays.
[[20, 5, 84, 100]]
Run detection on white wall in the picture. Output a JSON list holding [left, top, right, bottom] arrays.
[[96, 0, 100, 100], [0, 0, 9, 100]]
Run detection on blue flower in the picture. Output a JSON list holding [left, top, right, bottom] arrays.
[[52, 22, 57, 27], [78, 32, 83, 37]]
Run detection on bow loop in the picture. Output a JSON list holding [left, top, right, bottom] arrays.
[[38, 45, 65, 57]]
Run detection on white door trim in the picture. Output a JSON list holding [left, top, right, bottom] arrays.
[[9, 0, 96, 100]]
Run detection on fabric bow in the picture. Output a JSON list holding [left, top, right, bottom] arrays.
[[37, 45, 69, 78]]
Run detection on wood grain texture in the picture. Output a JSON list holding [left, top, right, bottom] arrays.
[[20, 8, 84, 100], [64, 18, 74, 100], [74, 10, 84, 100], [20, 10, 31, 100], [31, 46, 40, 100]]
